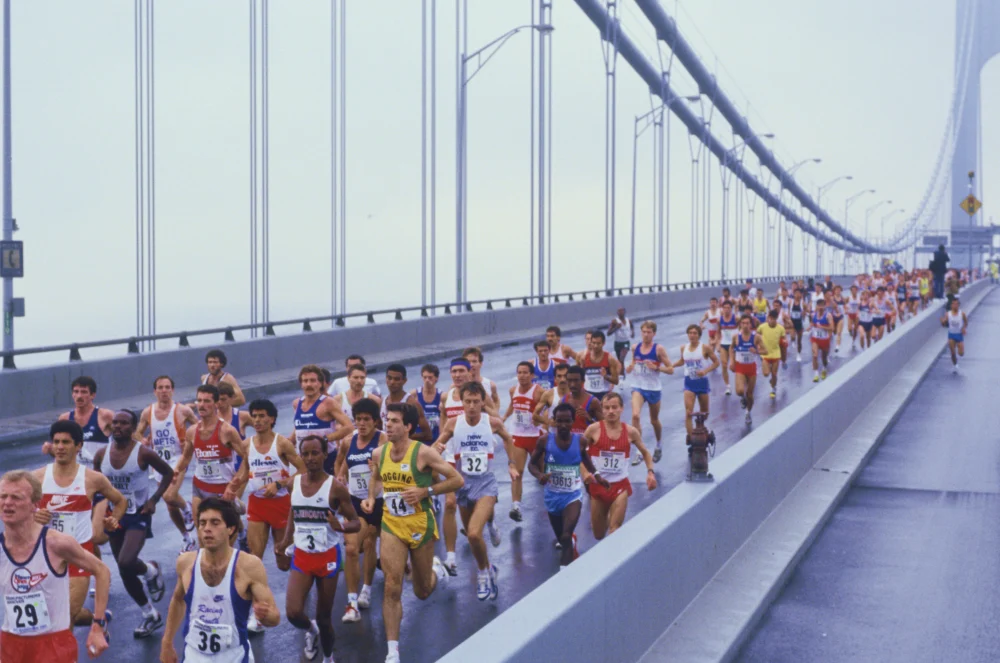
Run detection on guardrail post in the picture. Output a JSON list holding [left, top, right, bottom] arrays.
[[265, 325, 275, 336], [522, 298, 529, 306], [127, 338, 140, 354], [486, 301, 493, 310], [179, 333, 190, 347], [224, 328, 235, 342], [554, 295, 560, 303], [302, 321, 312, 332], [444, 305, 452, 315], [69, 345, 82, 361], [465, 303, 473, 312], [568, 294, 574, 301], [581, 292, 587, 299], [505, 299, 511, 308], [335, 317, 345, 327], [421, 308, 429, 317], [394, 310, 403, 321], [537, 296, 544, 304], [2, 355, 14, 369], [367, 313, 376, 324]]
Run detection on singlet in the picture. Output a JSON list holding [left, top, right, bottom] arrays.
[[443, 388, 464, 420], [845, 294, 860, 314], [919, 277, 930, 294], [560, 393, 595, 435], [789, 301, 804, 321], [39, 465, 92, 544], [100, 442, 150, 515], [182, 548, 252, 663], [580, 352, 612, 395], [719, 313, 739, 345], [192, 421, 236, 492], [150, 403, 186, 468], [753, 298, 769, 317], [380, 394, 408, 432], [344, 431, 383, 500], [811, 311, 831, 339], [510, 384, 542, 438], [415, 390, 441, 441], [224, 408, 245, 441], [703, 309, 720, 333], [542, 433, 583, 496], [0, 527, 70, 636], [68, 407, 109, 464], [247, 436, 291, 500], [612, 317, 631, 342], [378, 441, 434, 519], [340, 391, 370, 424], [858, 303, 873, 323], [830, 297, 845, 317], [293, 396, 335, 451], [680, 343, 707, 379], [947, 310, 965, 334], [445, 414, 496, 479], [201, 372, 230, 386], [290, 475, 342, 554], [587, 422, 630, 483], [630, 343, 662, 392], [732, 333, 757, 366], [550, 344, 569, 365], [533, 359, 556, 390]]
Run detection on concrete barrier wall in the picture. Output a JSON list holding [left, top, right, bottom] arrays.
[[438, 279, 989, 663], [0, 278, 833, 419]]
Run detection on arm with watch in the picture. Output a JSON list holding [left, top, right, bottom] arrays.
[[405, 444, 464, 506], [577, 426, 610, 489]]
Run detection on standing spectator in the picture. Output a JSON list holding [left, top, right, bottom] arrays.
[[930, 244, 950, 299]]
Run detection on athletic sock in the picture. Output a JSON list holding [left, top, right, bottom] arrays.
[[512, 501, 521, 510], [387, 641, 400, 656], [347, 592, 358, 605], [446, 552, 456, 565], [361, 584, 372, 595], [141, 602, 156, 618], [144, 562, 159, 581]]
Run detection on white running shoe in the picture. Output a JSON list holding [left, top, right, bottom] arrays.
[[442, 558, 458, 576], [432, 556, 448, 582], [358, 586, 372, 609], [488, 563, 499, 601], [304, 620, 320, 660], [797, 354, 802, 363], [247, 613, 265, 634], [488, 520, 501, 547], [725, 386, 732, 395], [476, 572, 491, 601], [342, 604, 361, 623], [745, 412, 752, 425], [385, 651, 401, 663]]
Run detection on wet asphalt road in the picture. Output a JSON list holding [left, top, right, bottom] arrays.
[[738, 290, 1000, 663], [0, 306, 886, 663]]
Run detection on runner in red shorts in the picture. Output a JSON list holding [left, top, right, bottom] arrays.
[[730, 315, 763, 426], [810, 299, 836, 382], [502, 362, 544, 523], [580, 393, 656, 540]]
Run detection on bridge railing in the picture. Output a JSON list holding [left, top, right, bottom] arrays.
[[0, 275, 827, 369]]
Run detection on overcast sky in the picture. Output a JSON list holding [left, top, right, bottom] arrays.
[[1, 0, 981, 359]]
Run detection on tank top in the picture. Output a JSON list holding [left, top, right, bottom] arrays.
[[719, 313, 739, 344], [201, 372, 230, 386], [378, 441, 433, 519], [612, 317, 631, 341], [0, 527, 70, 636], [510, 384, 542, 438], [290, 475, 342, 554], [560, 393, 594, 435], [703, 309, 720, 332], [340, 390, 370, 424], [150, 403, 185, 467], [580, 352, 612, 395], [446, 414, 496, 478], [947, 310, 964, 334], [630, 343, 662, 392], [223, 408, 245, 441], [733, 333, 757, 365], [344, 431, 383, 500], [588, 422, 630, 483], [100, 442, 150, 515], [182, 549, 252, 663], [532, 359, 556, 390], [293, 396, 335, 451], [680, 343, 707, 378], [845, 294, 860, 314], [858, 303, 873, 323], [789, 302, 803, 321], [443, 388, 464, 420], [247, 436, 291, 499], [542, 433, 583, 495], [380, 394, 407, 431], [193, 421, 236, 491], [811, 312, 831, 339], [39, 465, 92, 544], [415, 390, 441, 440], [550, 344, 569, 365], [69, 407, 108, 464]]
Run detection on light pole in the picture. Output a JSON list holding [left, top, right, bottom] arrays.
[[725, 133, 773, 279], [864, 199, 892, 273], [455, 22, 553, 304], [786, 158, 821, 275], [815, 175, 852, 274], [629, 105, 659, 289], [880, 208, 905, 245], [842, 188, 874, 274], [2, 0, 14, 358]]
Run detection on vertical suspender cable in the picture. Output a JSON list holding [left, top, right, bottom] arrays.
[[340, 0, 347, 314], [530, 0, 536, 297], [421, 0, 428, 308], [147, 0, 156, 347], [249, 0, 258, 335], [330, 0, 337, 320], [134, 0, 142, 340], [262, 0, 270, 323], [431, 0, 437, 311]]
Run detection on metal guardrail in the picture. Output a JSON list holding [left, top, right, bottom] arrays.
[[0, 275, 831, 369]]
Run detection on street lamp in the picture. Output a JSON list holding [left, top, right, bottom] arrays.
[[842, 188, 875, 274], [788, 157, 821, 176], [864, 199, 892, 273], [455, 22, 553, 304], [880, 208, 905, 244]]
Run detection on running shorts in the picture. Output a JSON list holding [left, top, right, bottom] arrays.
[[733, 362, 757, 377], [69, 540, 95, 578], [859, 321, 873, 332], [948, 332, 964, 343], [792, 319, 803, 332], [833, 315, 843, 324], [291, 541, 345, 579], [873, 317, 885, 327], [707, 330, 717, 340], [455, 473, 499, 510], [513, 434, 543, 452], [0, 630, 78, 663], [613, 341, 631, 357], [543, 488, 582, 514], [350, 495, 384, 529], [587, 478, 632, 505], [909, 295, 921, 302], [632, 388, 662, 405], [683, 377, 711, 394], [381, 510, 439, 550], [108, 512, 153, 538], [586, 391, 610, 402], [248, 493, 291, 531], [764, 358, 781, 367], [191, 482, 226, 501], [812, 337, 831, 352]]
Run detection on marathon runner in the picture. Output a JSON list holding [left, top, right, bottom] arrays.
[[503, 361, 544, 522], [607, 307, 634, 372], [942, 297, 968, 372], [528, 403, 605, 567], [788, 289, 808, 362], [871, 288, 888, 342], [700, 298, 721, 350], [756, 310, 787, 399], [558, 366, 603, 435], [0, 470, 111, 661], [751, 289, 769, 325], [201, 349, 246, 407], [531, 340, 556, 390], [363, 403, 463, 663], [43, 377, 114, 466], [857, 290, 874, 350], [674, 324, 720, 436], [462, 347, 501, 415], [717, 300, 738, 395], [413, 364, 442, 442], [218, 383, 251, 440], [160, 498, 280, 663], [291, 365, 355, 473], [626, 320, 673, 463], [341, 363, 382, 422], [730, 316, 762, 425], [578, 331, 620, 400], [545, 325, 576, 365], [333, 398, 384, 623], [532, 363, 571, 428], [581, 393, 656, 540], [278, 435, 360, 662], [810, 298, 835, 382], [136, 376, 199, 551], [381, 364, 432, 442], [844, 285, 861, 350], [435, 382, 517, 601], [330, 354, 383, 398], [33, 420, 124, 630], [830, 285, 846, 353], [94, 410, 174, 638]]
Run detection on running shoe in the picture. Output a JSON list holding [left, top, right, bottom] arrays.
[[770, 390, 776, 399], [182, 505, 195, 532], [385, 651, 401, 663], [247, 613, 265, 634], [432, 556, 447, 582], [797, 354, 802, 363], [652, 448, 662, 463], [488, 520, 501, 547], [745, 412, 752, 425], [358, 586, 372, 609], [631, 453, 643, 466], [821, 370, 827, 380], [476, 573, 491, 601], [442, 559, 458, 576], [812, 374, 820, 383], [554, 539, 562, 550], [304, 620, 320, 660], [342, 604, 361, 623], [725, 386, 732, 395], [740, 396, 747, 410], [145, 561, 165, 602], [133, 610, 162, 639], [834, 347, 839, 354], [508, 504, 522, 522], [488, 564, 499, 601], [180, 538, 198, 554]]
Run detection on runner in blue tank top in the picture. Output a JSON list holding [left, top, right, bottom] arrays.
[[414, 364, 442, 442], [531, 340, 557, 390], [528, 403, 606, 567]]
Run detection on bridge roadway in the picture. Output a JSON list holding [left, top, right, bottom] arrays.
[[1, 304, 875, 663], [738, 287, 1000, 663]]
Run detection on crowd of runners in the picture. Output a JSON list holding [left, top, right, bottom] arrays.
[[0, 268, 976, 662]]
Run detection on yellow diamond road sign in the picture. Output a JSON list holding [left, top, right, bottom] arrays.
[[960, 194, 982, 216]]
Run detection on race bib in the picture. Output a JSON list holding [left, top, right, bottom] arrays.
[[720, 329, 735, 343], [684, 364, 698, 378], [460, 451, 489, 476], [124, 495, 137, 515], [384, 491, 416, 518], [48, 511, 79, 535], [186, 618, 235, 656], [294, 523, 328, 552], [547, 463, 580, 493], [348, 465, 371, 499], [585, 371, 605, 393], [598, 451, 626, 475], [514, 410, 533, 428], [196, 460, 220, 480], [736, 350, 755, 364], [812, 328, 829, 339], [4, 591, 52, 636]]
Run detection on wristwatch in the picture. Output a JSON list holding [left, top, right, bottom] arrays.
[[94, 617, 107, 628], [427, 485, 435, 497]]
